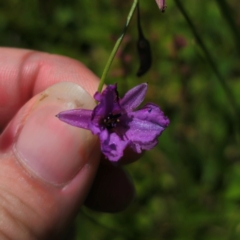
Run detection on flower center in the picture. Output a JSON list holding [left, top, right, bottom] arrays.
[[103, 113, 121, 129]]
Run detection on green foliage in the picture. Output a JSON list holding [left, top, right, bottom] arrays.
[[1, 0, 240, 239]]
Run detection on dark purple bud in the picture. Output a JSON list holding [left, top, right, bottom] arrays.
[[136, 38, 152, 77]]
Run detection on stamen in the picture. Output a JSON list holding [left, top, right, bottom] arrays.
[[103, 113, 121, 129]]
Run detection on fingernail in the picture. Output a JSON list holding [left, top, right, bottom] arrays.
[[14, 82, 98, 185]]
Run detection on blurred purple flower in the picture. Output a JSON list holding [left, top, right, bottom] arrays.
[[155, 0, 167, 12], [57, 83, 169, 161]]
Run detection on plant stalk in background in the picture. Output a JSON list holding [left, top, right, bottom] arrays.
[[174, 0, 240, 144]]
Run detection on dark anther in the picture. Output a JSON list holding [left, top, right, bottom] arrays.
[[103, 113, 121, 129]]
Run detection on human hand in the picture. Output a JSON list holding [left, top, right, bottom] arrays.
[[0, 48, 135, 239]]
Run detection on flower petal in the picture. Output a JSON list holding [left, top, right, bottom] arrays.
[[99, 129, 129, 161], [124, 103, 169, 151], [125, 118, 163, 149], [130, 139, 158, 154], [56, 109, 92, 129], [133, 103, 170, 127], [120, 83, 148, 111], [93, 91, 102, 102], [93, 84, 121, 118]]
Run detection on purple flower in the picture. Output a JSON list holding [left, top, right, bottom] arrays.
[[57, 83, 169, 161]]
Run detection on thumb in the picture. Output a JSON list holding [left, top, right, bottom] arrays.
[[0, 82, 100, 239]]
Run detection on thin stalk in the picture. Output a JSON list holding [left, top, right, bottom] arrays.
[[174, 0, 240, 143], [97, 0, 139, 93]]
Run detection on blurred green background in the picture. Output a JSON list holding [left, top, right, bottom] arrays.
[[1, 0, 240, 239]]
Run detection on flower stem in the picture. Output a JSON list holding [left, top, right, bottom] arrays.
[[174, 0, 240, 144], [97, 0, 139, 93]]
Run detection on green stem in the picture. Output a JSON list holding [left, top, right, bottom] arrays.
[[97, 0, 139, 93], [174, 0, 240, 143]]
